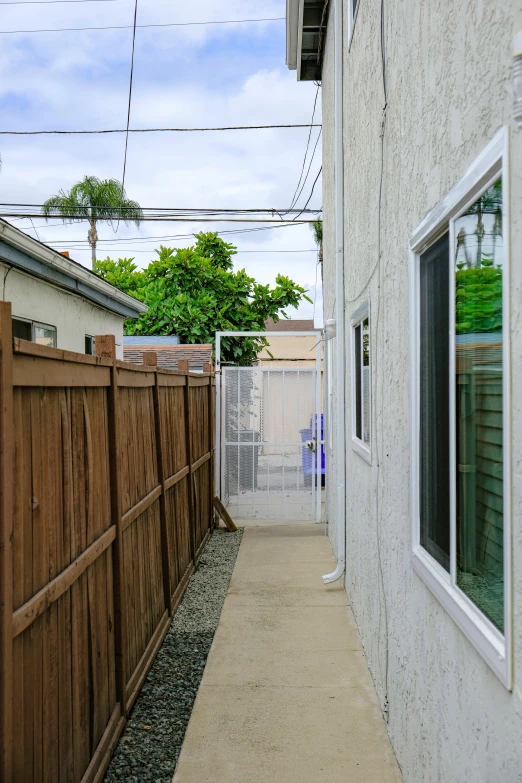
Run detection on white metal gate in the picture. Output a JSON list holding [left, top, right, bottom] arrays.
[[215, 332, 322, 522]]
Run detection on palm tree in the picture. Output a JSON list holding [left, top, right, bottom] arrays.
[[42, 176, 143, 268], [310, 219, 323, 263]]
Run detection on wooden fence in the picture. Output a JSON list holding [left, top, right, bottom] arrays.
[[0, 303, 216, 782]]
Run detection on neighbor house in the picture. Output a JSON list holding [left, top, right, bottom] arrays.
[[287, 1, 522, 780], [256, 318, 320, 368], [123, 336, 213, 372], [0, 219, 146, 358]]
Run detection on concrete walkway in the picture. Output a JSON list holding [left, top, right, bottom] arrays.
[[173, 523, 402, 782]]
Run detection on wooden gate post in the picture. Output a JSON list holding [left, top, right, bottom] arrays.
[[96, 335, 128, 717], [146, 353, 173, 615], [0, 302, 14, 781]]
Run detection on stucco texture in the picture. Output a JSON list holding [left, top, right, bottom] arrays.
[[1, 264, 125, 357], [321, 0, 522, 780]]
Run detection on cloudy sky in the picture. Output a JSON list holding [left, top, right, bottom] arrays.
[[0, 0, 323, 322]]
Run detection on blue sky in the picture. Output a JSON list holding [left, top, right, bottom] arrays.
[[0, 0, 323, 320]]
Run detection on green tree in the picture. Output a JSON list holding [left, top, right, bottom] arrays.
[[94, 232, 312, 364], [42, 176, 143, 268], [309, 219, 323, 263]]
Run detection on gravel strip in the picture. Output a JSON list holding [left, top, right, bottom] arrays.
[[104, 527, 244, 782]]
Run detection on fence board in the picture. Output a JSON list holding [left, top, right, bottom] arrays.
[[1, 321, 215, 782]]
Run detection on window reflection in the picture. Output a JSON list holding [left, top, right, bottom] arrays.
[[455, 178, 504, 631]]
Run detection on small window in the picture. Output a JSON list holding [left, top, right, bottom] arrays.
[[410, 128, 509, 686], [12, 317, 56, 346], [351, 305, 370, 459], [33, 322, 57, 348], [12, 318, 32, 341], [85, 335, 95, 355]]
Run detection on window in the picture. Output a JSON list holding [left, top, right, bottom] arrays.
[[12, 318, 32, 341], [12, 317, 56, 347], [410, 129, 510, 686], [85, 335, 95, 355], [351, 304, 370, 461]]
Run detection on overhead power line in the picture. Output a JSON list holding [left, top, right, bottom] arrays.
[[286, 85, 320, 213], [121, 0, 138, 190], [0, 17, 285, 35], [50, 247, 318, 253], [0, 204, 320, 214], [1, 214, 318, 223], [0, 124, 321, 136], [12, 221, 309, 239], [293, 167, 323, 221]]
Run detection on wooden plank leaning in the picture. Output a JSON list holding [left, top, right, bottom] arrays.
[[0, 302, 13, 781]]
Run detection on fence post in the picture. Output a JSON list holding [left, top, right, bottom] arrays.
[[96, 334, 127, 718], [178, 360, 196, 562], [0, 302, 13, 781], [203, 366, 216, 530], [146, 353, 173, 614]]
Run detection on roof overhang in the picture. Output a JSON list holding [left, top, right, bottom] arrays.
[[0, 220, 148, 320], [286, 0, 329, 81]]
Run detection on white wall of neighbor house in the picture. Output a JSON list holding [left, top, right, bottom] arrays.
[[321, 0, 522, 781], [0, 263, 125, 358]]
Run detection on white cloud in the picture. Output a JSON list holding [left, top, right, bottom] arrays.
[[0, 0, 322, 320]]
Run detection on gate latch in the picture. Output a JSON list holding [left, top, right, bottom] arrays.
[[306, 438, 317, 453]]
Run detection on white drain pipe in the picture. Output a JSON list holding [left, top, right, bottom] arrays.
[[323, 0, 346, 584]]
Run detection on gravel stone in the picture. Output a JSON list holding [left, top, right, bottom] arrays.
[[104, 528, 243, 783]]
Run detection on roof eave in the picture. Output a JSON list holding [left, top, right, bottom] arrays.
[[0, 220, 148, 319], [286, 0, 300, 70]]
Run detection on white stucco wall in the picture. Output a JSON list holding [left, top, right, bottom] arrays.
[[0, 263, 125, 358], [321, 0, 522, 780], [322, 13, 338, 553]]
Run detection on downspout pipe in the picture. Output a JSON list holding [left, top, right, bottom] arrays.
[[323, 0, 346, 584]]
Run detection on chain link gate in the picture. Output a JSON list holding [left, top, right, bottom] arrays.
[[215, 332, 322, 522]]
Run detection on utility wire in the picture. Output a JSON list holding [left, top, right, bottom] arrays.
[[121, 0, 138, 191], [290, 128, 322, 210], [51, 247, 318, 253], [286, 85, 320, 212], [0, 124, 321, 135], [292, 167, 322, 221], [10, 221, 309, 238], [0, 203, 320, 214], [0, 17, 285, 35], [0, 214, 318, 223]]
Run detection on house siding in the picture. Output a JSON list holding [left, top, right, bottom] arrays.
[[1, 263, 125, 357], [321, 0, 522, 780]]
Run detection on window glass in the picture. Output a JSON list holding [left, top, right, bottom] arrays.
[[354, 323, 362, 439], [353, 311, 370, 448], [33, 323, 56, 347], [12, 318, 32, 341], [362, 316, 370, 445], [85, 335, 95, 355], [419, 232, 450, 571], [455, 178, 504, 631]]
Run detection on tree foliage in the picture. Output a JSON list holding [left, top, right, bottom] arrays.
[[456, 265, 502, 335], [42, 176, 143, 267], [94, 232, 312, 364]]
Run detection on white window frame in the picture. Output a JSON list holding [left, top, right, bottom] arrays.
[[409, 127, 511, 688], [33, 321, 57, 347], [351, 301, 371, 463]]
